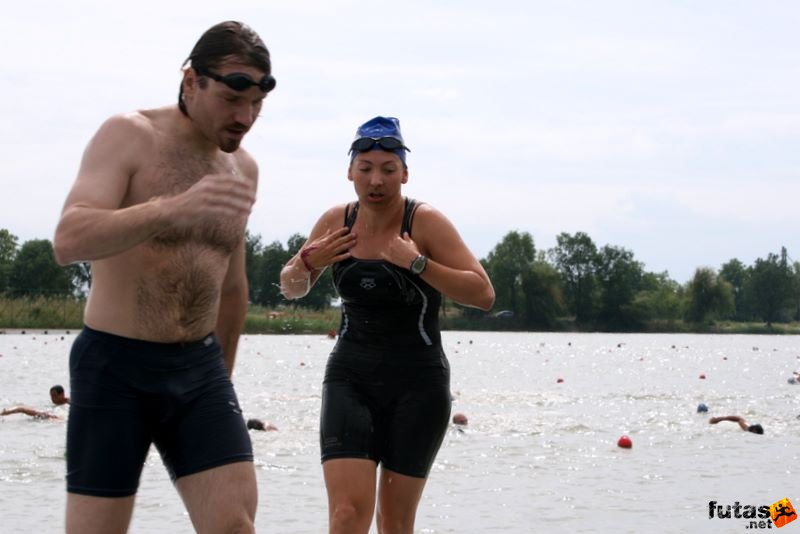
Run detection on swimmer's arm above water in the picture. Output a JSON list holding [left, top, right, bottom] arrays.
[[709, 415, 749, 431], [2, 406, 58, 419]]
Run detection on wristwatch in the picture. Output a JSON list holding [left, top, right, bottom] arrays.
[[410, 255, 428, 275]]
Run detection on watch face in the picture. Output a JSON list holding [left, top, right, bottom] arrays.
[[411, 255, 427, 274]]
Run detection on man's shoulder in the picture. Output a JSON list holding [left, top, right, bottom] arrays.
[[91, 107, 179, 157], [99, 106, 173, 138], [233, 146, 258, 175]]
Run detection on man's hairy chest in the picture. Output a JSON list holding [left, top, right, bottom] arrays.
[[130, 146, 246, 254]]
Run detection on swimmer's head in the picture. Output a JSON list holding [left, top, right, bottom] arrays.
[[179, 21, 275, 116], [49, 384, 67, 405], [246, 418, 266, 431], [747, 424, 764, 434], [348, 117, 410, 167]]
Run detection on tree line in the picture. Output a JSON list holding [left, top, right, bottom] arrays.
[[481, 231, 799, 330], [1, 227, 798, 331]]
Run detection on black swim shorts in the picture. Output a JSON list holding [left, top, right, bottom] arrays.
[[66, 326, 253, 497], [320, 342, 451, 478]]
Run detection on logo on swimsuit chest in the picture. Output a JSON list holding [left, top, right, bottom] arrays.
[[360, 277, 377, 290]]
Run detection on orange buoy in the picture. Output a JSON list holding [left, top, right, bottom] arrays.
[[617, 435, 632, 448]]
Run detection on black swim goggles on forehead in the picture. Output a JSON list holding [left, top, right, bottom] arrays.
[[348, 137, 411, 154], [195, 66, 276, 93]]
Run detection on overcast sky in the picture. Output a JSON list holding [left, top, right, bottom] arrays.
[[2, 0, 799, 283]]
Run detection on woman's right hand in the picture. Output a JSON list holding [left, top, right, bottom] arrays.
[[299, 226, 357, 271]]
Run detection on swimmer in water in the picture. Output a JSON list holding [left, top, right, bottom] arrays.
[[246, 418, 278, 431], [709, 415, 764, 434], [49, 384, 69, 405], [2, 385, 70, 420]]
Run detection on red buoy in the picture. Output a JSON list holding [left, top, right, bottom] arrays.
[[617, 435, 633, 449]]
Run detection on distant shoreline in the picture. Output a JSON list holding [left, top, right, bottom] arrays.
[[0, 329, 76, 335], [2, 326, 800, 336]]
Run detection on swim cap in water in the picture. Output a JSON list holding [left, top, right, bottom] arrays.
[[349, 116, 410, 165]]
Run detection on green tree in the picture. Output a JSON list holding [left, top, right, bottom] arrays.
[[251, 234, 338, 310], [254, 240, 291, 308], [549, 232, 598, 323], [286, 234, 306, 255], [245, 231, 265, 303], [685, 267, 734, 324], [792, 261, 800, 321], [719, 258, 751, 321], [8, 239, 73, 296], [483, 231, 536, 316], [0, 229, 19, 293], [747, 248, 794, 326], [520, 260, 564, 329], [631, 271, 682, 322], [594, 245, 644, 330]]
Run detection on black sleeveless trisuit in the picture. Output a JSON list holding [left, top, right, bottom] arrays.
[[319, 198, 452, 478]]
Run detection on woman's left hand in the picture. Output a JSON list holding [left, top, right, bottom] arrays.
[[381, 232, 421, 270]]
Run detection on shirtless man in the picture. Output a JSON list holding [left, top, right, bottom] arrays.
[[53, 21, 276, 534]]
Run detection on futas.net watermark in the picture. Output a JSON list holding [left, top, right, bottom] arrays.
[[708, 498, 797, 529]]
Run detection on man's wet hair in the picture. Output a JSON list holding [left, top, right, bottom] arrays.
[[178, 21, 273, 116], [50, 384, 65, 395], [747, 424, 764, 434]]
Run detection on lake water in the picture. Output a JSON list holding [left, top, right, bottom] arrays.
[[1, 331, 798, 533]]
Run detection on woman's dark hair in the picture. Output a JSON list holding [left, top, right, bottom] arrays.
[[178, 21, 273, 115]]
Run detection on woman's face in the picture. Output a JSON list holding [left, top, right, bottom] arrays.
[[348, 150, 408, 205]]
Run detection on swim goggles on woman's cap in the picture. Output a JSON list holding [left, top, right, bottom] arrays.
[[349, 116, 410, 164], [195, 66, 276, 93], [348, 137, 410, 154]]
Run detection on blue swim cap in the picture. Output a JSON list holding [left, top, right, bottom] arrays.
[[349, 116, 410, 165], [697, 403, 708, 413]]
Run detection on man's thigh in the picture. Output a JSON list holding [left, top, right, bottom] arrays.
[[176, 461, 258, 534]]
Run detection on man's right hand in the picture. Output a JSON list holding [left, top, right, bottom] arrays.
[[166, 171, 256, 229]]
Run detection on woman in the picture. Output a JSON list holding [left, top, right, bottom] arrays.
[[280, 116, 494, 534]]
